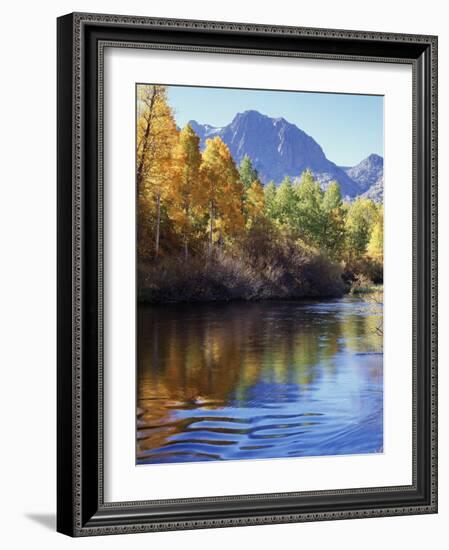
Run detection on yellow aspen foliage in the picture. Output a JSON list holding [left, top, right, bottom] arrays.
[[220, 157, 245, 241], [168, 124, 203, 258], [245, 179, 265, 227], [344, 197, 378, 261], [367, 206, 383, 262], [136, 85, 178, 257], [200, 136, 244, 252]]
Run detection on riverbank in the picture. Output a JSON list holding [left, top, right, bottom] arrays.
[[138, 249, 347, 304]]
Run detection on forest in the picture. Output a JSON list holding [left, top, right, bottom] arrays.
[[137, 84, 383, 303]]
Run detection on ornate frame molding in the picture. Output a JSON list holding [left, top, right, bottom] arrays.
[[57, 12, 437, 537]]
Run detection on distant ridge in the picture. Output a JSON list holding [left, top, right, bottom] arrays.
[[343, 154, 384, 202]]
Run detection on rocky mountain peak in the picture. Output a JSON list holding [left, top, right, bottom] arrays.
[[187, 110, 383, 200]]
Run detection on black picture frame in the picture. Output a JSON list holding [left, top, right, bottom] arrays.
[[57, 12, 438, 537]]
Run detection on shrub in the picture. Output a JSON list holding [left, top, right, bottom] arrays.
[[138, 231, 346, 303], [343, 257, 383, 286]]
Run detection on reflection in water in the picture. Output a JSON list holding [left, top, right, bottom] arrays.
[[137, 295, 383, 464]]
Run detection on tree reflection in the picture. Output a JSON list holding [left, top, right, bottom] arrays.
[[137, 297, 383, 460]]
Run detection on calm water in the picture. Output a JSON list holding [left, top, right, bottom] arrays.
[[137, 295, 383, 464]]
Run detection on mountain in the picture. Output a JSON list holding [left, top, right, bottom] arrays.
[[343, 154, 384, 201], [361, 175, 383, 202], [188, 110, 362, 198]]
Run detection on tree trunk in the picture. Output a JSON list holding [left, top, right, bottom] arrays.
[[184, 204, 189, 260], [155, 194, 161, 257], [208, 203, 214, 256]]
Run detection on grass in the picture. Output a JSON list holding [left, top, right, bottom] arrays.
[[351, 283, 384, 294]]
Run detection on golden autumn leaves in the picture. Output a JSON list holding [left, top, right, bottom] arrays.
[[136, 84, 382, 273], [137, 85, 264, 260]]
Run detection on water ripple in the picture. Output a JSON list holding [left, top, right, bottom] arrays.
[[137, 297, 383, 464]]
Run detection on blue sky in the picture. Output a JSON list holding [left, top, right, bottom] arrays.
[[167, 85, 383, 167]]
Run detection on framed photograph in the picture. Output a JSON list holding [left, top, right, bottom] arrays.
[[57, 12, 438, 536]]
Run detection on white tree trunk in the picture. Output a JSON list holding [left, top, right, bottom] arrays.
[[155, 194, 161, 257]]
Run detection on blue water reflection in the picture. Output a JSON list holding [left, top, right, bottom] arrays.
[[137, 295, 383, 464]]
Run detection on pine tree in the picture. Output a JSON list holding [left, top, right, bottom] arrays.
[[274, 176, 297, 227], [295, 170, 325, 247], [319, 181, 346, 258], [264, 181, 277, 220], [345, 198, 378, 261], [322, 181, 342, 212], [238, 155, 259, 191]]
